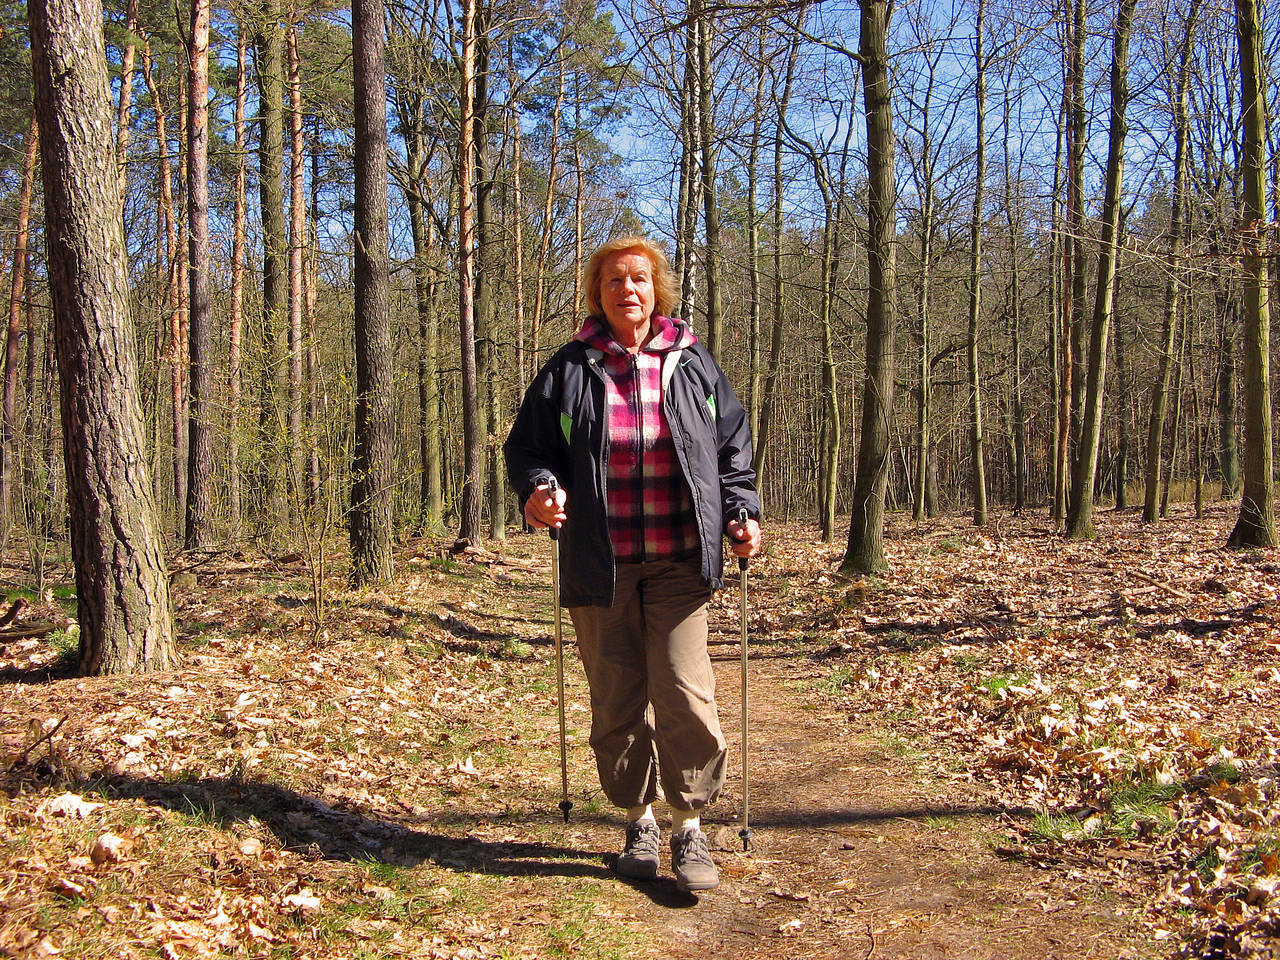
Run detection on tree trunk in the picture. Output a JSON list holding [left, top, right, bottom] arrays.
[[1144, 0, 1198, 522], [746, 37, 765, 445], [1217, 295, 1240, 498], [696, 5, 722, 358], [1, 110, 38, 531], [1227, 0, 1278, 547], [457, 0, 483, 545], [1113, 294, 1131, 510], [286, 25, 306, 496], [350, 0, 396, 583], [228, 26, 248, 538], [841, 0, 896, 575], [29, 0, 175, 673], [255, 0, 286, 529], [1051, 88, 1068, 522], [1067, 0, 1136, 540], [1066, 0, 1087, 477], [966, 0, 988, 526], [752, 34, 800, 492], [113, 0, 137, 203], [473, 15, 504, 542], [185, 0, 213, 549], [406, 103, 442, 531]]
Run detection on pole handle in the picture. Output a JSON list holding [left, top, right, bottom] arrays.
[[735, 507, 749, 570], [547, 478, 559, 542]]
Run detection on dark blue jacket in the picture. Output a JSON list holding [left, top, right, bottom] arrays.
[[503, 332, 759, 607]]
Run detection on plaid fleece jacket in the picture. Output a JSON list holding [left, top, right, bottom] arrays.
[[574, 315, 700, 563]]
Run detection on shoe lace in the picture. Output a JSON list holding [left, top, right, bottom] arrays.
[[626, 821, 660, 857], [675, 830, 712, 866]]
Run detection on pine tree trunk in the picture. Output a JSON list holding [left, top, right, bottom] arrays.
[[113, 0, 137, 202], [456, 0, 483, 545], [1, 111, 38, 531], [255, 1, 286, 529], [228, 27, 248, 538], [350, 0, 396, 583], [29, 0, 175, 673], [185, 0, 213, 548]]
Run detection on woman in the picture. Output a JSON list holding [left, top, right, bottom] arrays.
[[504, 235, 761, 892]]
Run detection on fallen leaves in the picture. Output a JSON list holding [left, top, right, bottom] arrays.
[[797, 505, 1280, 958]]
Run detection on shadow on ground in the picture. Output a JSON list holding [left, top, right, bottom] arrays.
[[49, 773, 713, 907]]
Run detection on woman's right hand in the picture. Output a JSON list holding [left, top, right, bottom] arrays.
[[525, 483, 568, 530]]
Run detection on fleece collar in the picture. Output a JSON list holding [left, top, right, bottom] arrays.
[[575, 315, 697, 356]]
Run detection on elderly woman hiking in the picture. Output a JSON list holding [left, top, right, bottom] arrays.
[[503, 236, 762, 892]]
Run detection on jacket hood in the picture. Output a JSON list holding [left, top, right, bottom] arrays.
[[575, 314, 697, 355]]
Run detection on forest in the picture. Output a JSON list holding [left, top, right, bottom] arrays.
[[1, 0, 1277, 595], [2, 0, 1280, 955]]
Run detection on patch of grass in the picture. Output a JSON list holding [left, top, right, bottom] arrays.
[[979, 670, 1030, 698], [874, 732, 922, 760], [819, 664, 857, 694], [952, 653, 985, 672], [1242, 833, 1280, 873], [1109, 777, 1181, 837], [936, 537, 963, 554], [1190, 845, 1222, 882], [1027, 811, 1078, 843], [498, 638, 533, 660], [427, 556, 462, 573], [47, 628, 79, 669]]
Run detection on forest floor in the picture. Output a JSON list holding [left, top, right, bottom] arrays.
[[0, 503, 1278, 960]]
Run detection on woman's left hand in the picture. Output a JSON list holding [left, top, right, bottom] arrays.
[[726, 517, 762, 558]]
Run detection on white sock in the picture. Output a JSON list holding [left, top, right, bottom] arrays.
[[627, 804, 656, 824], [671, 808, 700, 835]]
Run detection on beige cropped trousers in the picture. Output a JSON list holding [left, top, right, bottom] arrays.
[[568, 559, 728, 812]]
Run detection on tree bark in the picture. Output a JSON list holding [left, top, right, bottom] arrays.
[[287, 25, 306, 495], [966, 0, 988, 526], [185, 0, 213, 549], [1067, 0, 1136, 539], [457, 0, 483, 545], [29, 0, 175, 673], [255, 0, 286, 528], [228, 26, 248, 538], [350, 0, 396, 583], [696, 6, 723, 358], [1144, 0, 1198, 522], [1, 110, 39, 531], [841, 0, 896, 575], [1227, 0, 1278, 547], [113, 0, 137, 204]]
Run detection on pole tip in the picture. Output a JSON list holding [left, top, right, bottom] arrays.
[[738, 827, 752, 851], [559, 800, 573, 823]]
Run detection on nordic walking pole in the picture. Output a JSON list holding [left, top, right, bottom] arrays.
[[548, 479, 572, 823], [736, 507, 752, 851]]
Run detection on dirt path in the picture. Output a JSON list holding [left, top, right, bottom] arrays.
[[580, 617, 1158, 960]]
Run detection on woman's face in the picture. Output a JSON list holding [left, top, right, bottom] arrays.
[[599, 250, 656, 339]]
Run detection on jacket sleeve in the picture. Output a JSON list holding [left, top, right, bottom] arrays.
[[503, 356, 567, 510], [708, 353, 761, 527]]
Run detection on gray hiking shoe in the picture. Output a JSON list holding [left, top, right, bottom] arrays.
[[670, 828, 719, 891], [616, 819, 660, 880]]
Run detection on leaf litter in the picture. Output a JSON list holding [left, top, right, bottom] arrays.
[[0, 504, 1275, 958]]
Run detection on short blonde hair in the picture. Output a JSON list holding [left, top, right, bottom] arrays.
[[583, 236, 679, 319]]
